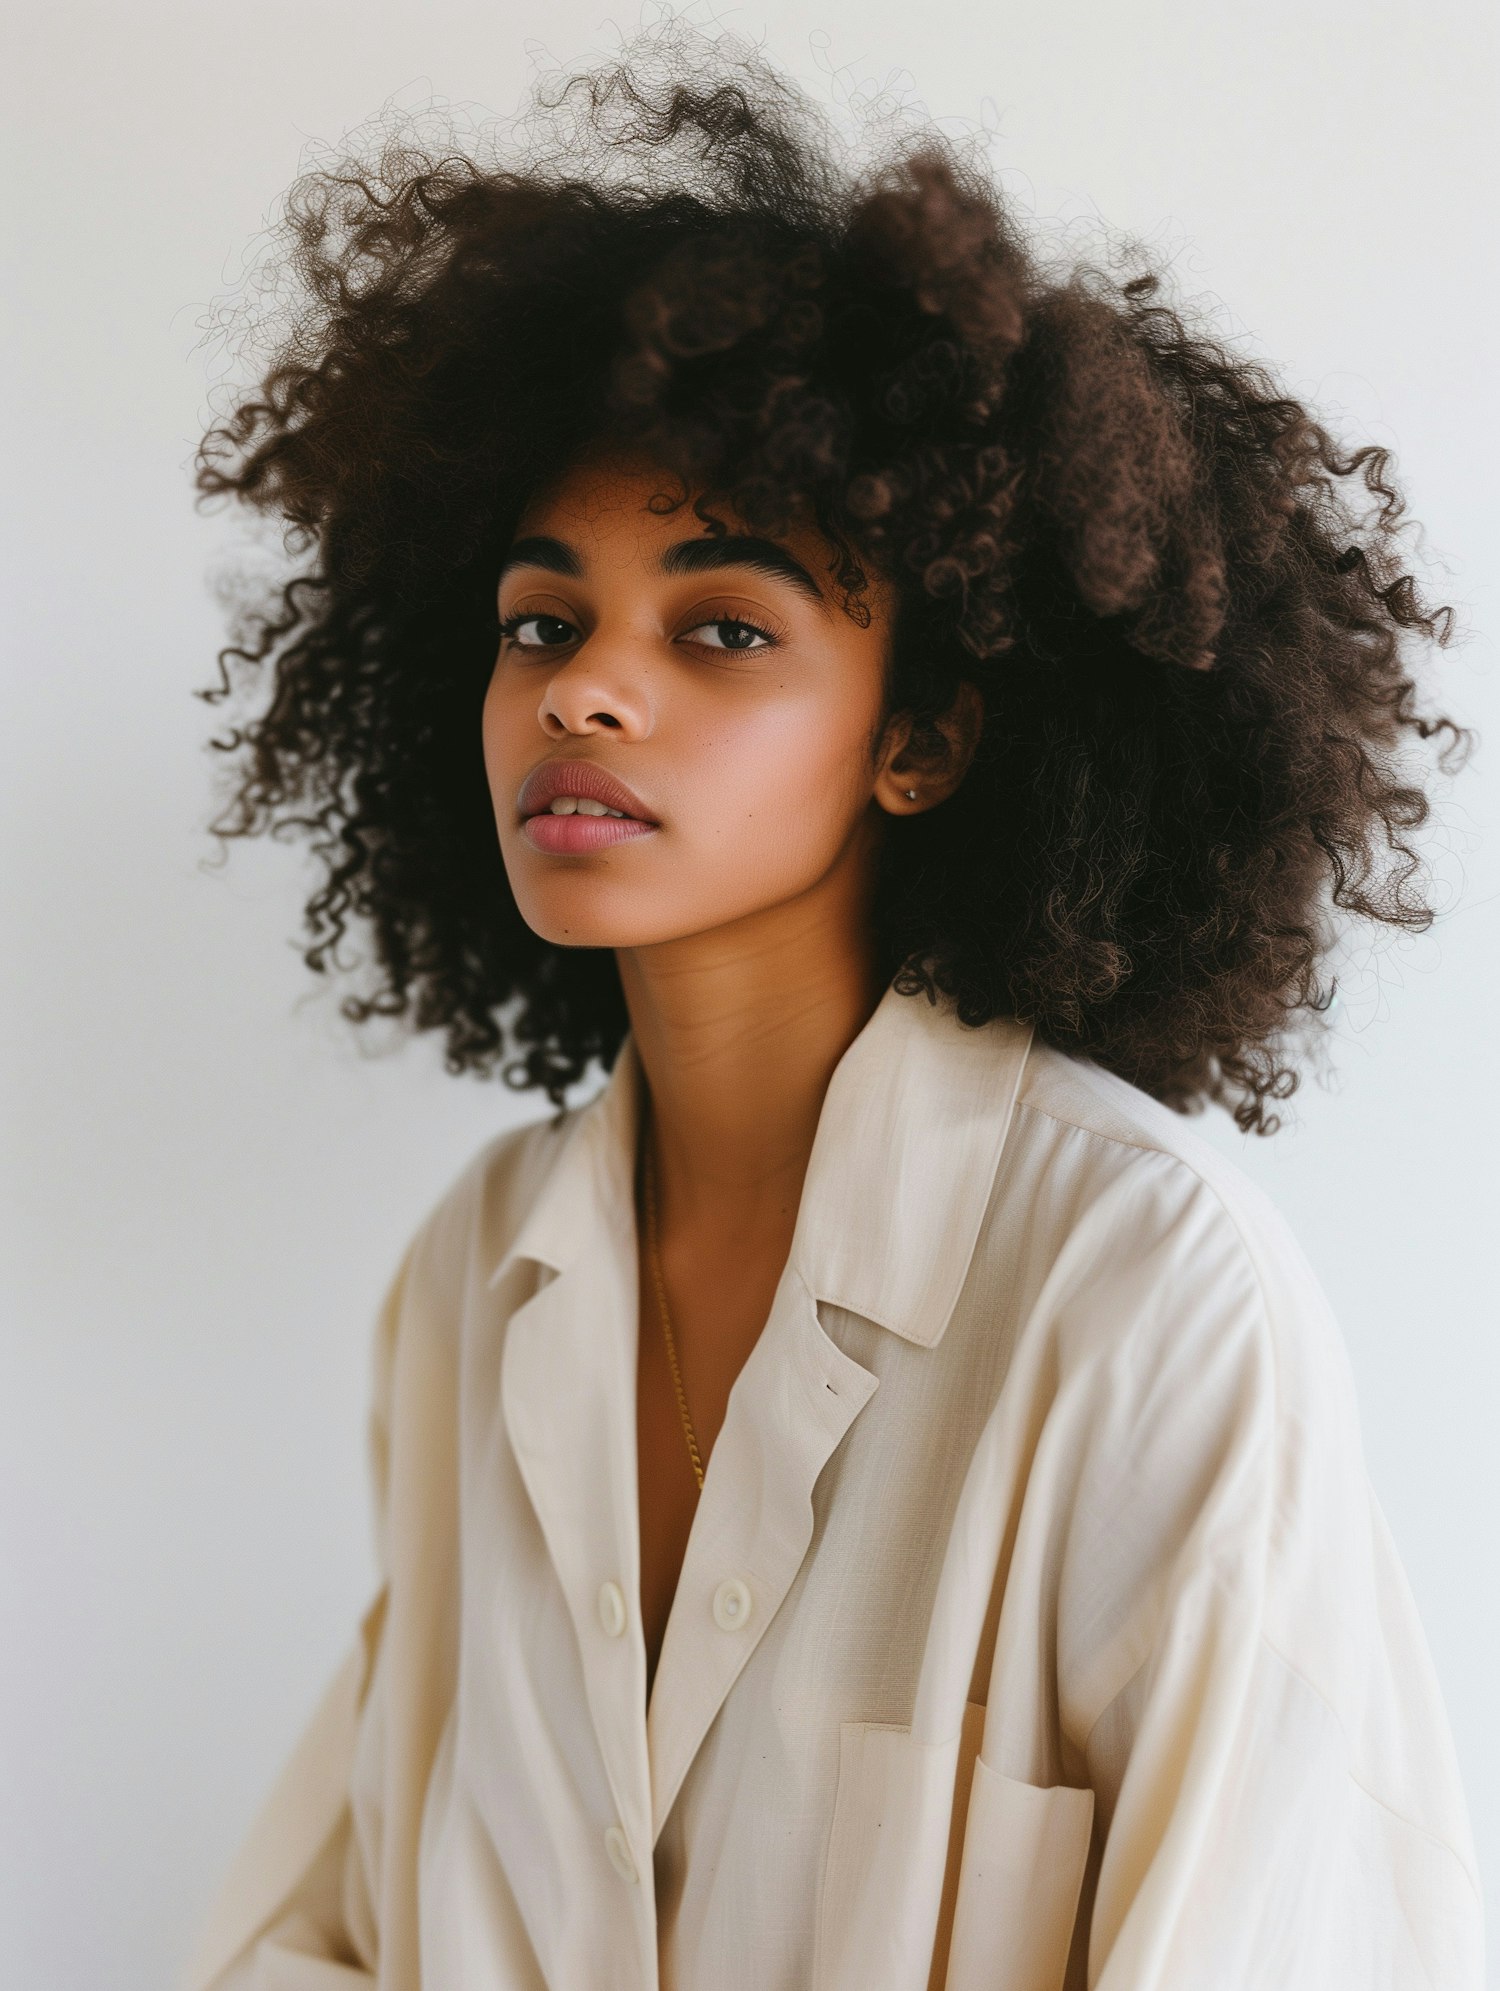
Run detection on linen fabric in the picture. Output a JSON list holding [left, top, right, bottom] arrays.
[[182, 977, 1484, 1990]]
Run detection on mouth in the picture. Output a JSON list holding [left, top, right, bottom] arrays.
[[516, 759, 661, 854]]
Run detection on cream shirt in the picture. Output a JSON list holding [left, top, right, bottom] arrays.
[[183, 979, 1484, 1991]]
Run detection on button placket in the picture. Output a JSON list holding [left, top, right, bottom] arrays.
[[595, 1576, 645, 1897]]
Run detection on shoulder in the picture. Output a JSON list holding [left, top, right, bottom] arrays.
[[996, 1049, 1383, 1700], [997, 1037, 1360, 1434], [1012, 1037, 1294, 1250], [1008, 1037, 1325, 1302]]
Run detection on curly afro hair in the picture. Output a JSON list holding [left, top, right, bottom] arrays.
[[194, 22, 1466, 1131]]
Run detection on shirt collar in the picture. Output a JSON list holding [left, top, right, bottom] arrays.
[[487, 977, 1033, 1351]]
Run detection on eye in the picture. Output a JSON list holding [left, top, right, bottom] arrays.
[[499, 612, 578, 649], [683, 617, 776, 652]]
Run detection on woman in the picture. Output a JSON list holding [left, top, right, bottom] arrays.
[[182, 26, 1483, 1991]]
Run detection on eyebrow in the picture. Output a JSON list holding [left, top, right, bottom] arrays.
[[498, 532, 826, 605]]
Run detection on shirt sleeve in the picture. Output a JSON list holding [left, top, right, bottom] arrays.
[[178, 1238, 411, 1991], [1034, 1158, 1485, 1989]]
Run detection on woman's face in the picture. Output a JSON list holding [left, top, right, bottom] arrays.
[[482, 452, 911, 954]]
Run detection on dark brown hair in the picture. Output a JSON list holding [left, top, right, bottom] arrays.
[[195, 23, 1467, 1130]]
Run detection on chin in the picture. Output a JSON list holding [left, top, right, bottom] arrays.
[[513, 892, 689, 952]]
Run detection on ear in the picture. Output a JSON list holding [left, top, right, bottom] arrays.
[[873, 680, 985, 817]]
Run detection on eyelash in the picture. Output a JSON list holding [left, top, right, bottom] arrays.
[[496, 611, 780, 653]]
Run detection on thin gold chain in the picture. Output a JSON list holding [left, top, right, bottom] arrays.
[[641, 1119, 705, 1492]]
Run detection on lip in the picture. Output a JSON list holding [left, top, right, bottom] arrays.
[[517, 758, 659, 824], [522, 812, 660, 854], [516, 756, 661, 855]]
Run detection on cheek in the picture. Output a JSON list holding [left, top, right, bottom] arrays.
[[679, 692, 872, 856]]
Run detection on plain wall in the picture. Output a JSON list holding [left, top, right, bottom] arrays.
[[2, 3, 1496, 1985]]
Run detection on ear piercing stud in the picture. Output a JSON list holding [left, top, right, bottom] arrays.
[[905, 788, 917, 800]]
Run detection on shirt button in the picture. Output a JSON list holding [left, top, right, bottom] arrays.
[[604, 1822, 638, 1884], [711, 1576, 752, 1631], [597, 1579, 627, 1638]]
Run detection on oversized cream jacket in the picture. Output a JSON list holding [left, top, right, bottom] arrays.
[[183, 979, 1484, 1991]]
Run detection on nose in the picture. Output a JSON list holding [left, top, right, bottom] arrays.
[[538, 637, 653, 739]]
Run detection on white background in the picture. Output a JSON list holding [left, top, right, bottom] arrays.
[[2, 3, 1495, 1986]]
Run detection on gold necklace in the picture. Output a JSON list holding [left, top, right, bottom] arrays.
[[641, 1123, 705, 1493]]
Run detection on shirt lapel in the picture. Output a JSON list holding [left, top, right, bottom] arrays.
[[785, 980, 1034, 1351]]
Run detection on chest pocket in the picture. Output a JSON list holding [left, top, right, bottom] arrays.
[[813, 1701, 1094, 1991]]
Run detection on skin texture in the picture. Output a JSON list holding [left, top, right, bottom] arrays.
[[482, 450, 982, 1689]]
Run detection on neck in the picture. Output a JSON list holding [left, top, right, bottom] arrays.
[[616, 857, 886, 1239]]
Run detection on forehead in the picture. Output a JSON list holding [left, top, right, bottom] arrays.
[[513, 449, 849, 584], [519, 447, 680, 520]]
